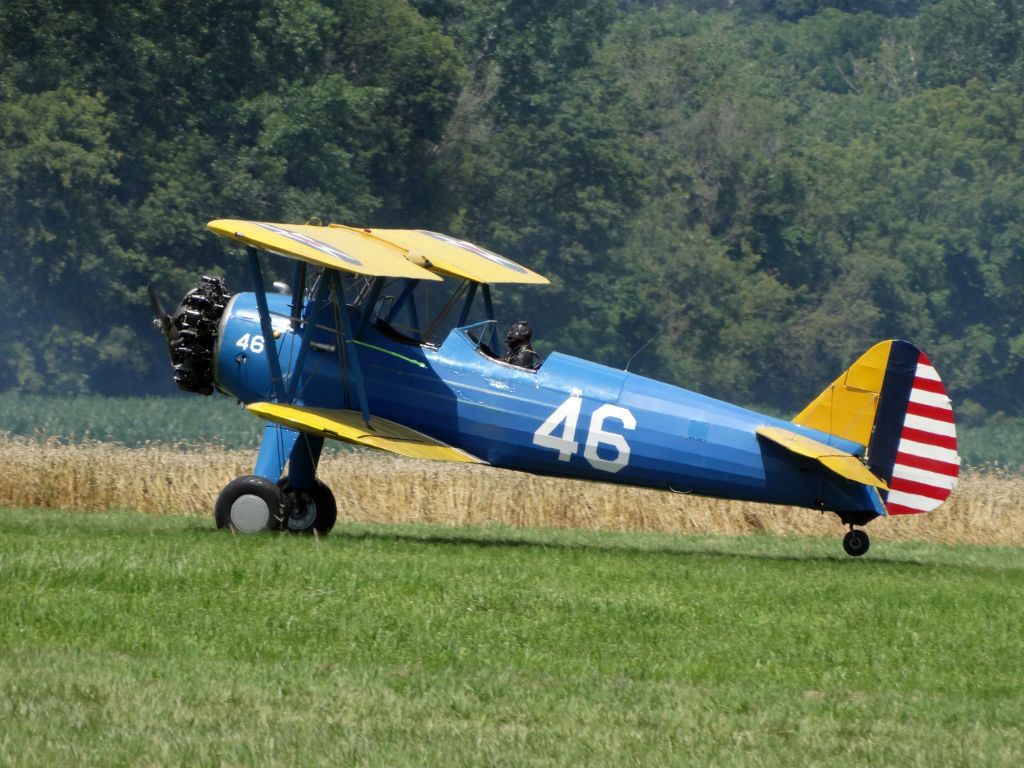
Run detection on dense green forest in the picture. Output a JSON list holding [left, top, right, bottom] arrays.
[[2, 0, 1022, 423]]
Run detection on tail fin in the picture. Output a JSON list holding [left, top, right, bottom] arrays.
[[793, 340, 960, 515]]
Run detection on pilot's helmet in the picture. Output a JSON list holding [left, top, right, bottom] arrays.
[[506, 321, 532, 347]]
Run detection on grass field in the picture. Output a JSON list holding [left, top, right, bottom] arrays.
[[1, 509, 1021, 766], [2, 396, 1020, 764]]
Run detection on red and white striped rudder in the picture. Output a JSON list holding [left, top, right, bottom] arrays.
[[882, 350, 960, 515]]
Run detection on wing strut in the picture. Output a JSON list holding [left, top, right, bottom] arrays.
[[481, 283, 495, 321], [424, 280, 470, 342], [356, 276, 385, 337], [328, 271, 372, 426], [457, 282, 479, 326], [289, 260, 307, 328], [286, 274, 331, 402], [386, 280, 421, 339], [247, 246, 286, 403]]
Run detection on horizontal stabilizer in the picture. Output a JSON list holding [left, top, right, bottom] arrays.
[[756, 426, 888, 490], [247, 402, 485, 464]]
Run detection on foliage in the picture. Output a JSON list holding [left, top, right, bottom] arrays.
[[0, 0, 464, 396], [2, 0, 1023, 418], [959, 417, 1024, 470]]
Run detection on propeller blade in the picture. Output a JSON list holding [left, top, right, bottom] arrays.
[[147, 283, 174, 339]]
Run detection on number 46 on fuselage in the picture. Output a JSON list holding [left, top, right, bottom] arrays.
[[150, 219, 960, 557]]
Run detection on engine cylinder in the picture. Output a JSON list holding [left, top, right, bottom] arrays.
[[170, 276, 232, 395]]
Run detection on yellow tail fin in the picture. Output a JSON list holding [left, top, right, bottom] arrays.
[[792, 340, 892, 447]]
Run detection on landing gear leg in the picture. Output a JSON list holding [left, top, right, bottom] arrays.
[[279, 432, 336, 535], [278, 477, 337, 534], [842, 527, 870, 557], [215, 428, 338, 535]]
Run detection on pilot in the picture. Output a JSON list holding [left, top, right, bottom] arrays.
[[503, 321, 541, 369]]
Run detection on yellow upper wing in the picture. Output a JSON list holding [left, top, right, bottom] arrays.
[[756, 425, 888, 490], [209, 219, 549, 285], [350, 227, 549, 285], [208, 219, 441, 281], [246, 402, 485, 464]]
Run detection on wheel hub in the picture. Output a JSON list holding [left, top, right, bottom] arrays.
[[230, 493, 271, 533], [286, 492, 318, 531], [842, 528, 870, 557]]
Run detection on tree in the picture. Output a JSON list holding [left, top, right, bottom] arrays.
[[916, 0, 1023, 87], [0, 0, 466, 394], [0, 88, 122, 392]]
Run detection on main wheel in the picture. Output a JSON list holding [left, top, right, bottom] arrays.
[[278, 477, 337, 535], [214, 475, 284, 533], [842, 528, 870, 557]]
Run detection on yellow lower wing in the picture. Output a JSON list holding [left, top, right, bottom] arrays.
[[756, 426, 888, 490], [247, 403, 484, 464]]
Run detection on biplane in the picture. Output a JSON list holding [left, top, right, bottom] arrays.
[[151, 220, 960, 556]]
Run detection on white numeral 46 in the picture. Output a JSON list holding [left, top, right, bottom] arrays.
[[533, 396, 636, 473], [236, 333, 265, 354]]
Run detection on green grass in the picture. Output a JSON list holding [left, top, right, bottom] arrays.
[[0, 393, 263, 448], [1, 510, 1021, 766]]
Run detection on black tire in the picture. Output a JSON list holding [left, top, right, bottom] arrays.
[[214, 475, 284, 533], [842, 529, 870, 557], [278, 477, 337, 535]]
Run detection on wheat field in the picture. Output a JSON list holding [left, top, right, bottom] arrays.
[[1, 435, 1020, 547]]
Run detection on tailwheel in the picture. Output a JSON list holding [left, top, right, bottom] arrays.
[[842, 528, 870, 557], [215, 475, 284, 533], [278, 477, 337, 535]]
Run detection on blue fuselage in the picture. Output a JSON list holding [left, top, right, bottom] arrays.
[[214, 292, 882, 517]]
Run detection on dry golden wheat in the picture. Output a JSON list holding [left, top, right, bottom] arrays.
[[0, 436, 1020, 546]]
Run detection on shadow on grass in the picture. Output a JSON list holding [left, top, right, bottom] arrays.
[[10, 509, 998, 570], [329, 524, 935, 568]]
